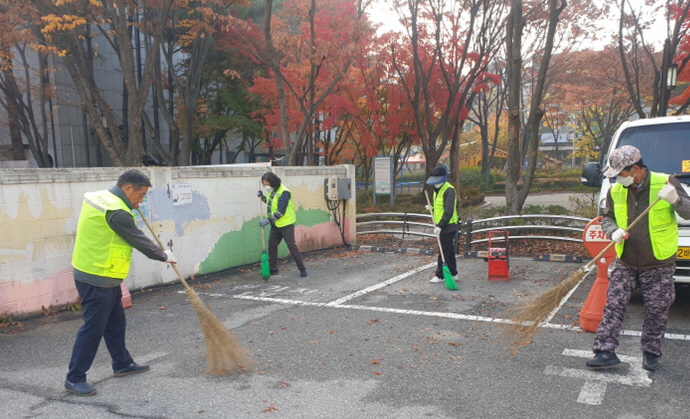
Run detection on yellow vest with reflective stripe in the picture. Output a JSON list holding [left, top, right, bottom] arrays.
[[611, 171, 677, 260], [71, 190, 134, 279], [433, 182, 458, 225], [267, 184, 296, 228]]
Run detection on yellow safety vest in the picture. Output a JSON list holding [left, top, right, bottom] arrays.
[[71, 190, 134, 279], [611, 171, 677, 260], [433, 182, 458, 225], [267, 184, 296, 228]]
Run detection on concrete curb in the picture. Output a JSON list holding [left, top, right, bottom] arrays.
[[350, 245, 436, 255]]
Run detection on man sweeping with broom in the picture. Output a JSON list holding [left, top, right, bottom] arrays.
[[586, 146, 690, 371], [425, 165, 459, 286], [65, 169, 177, 396]]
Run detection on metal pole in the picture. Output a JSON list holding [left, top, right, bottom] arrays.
[[465, 218, 473, 252], [659, 38, 671, 117]]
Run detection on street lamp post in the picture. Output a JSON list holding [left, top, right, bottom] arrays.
[[659, 38, 678, 117]]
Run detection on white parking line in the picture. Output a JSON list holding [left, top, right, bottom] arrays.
[[544, 349, 652, 405], [325, 262, 437, 306], [223, 263, 690, 342]]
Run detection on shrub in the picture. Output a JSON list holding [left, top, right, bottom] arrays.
[[458, 166, 494, 192]]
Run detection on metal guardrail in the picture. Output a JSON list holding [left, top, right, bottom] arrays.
[[463, 214, 589, 251], [356, 212, 436, 239], [356, 212, 589, 251], [355, 182, 424, 194]]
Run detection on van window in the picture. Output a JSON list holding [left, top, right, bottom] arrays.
[[618, 122, 690, 184]]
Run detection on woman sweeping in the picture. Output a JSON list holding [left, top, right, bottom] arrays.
[[257, 172, 307, 278]]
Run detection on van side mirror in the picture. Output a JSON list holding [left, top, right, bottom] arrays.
[[581, 162, 603, 188]]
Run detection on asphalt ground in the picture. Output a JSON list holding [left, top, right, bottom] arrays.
[[2, 247, 690, 419]]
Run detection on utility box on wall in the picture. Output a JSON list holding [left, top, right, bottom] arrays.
[[337, 178, 352, 200], [324, 178, 352, 201]]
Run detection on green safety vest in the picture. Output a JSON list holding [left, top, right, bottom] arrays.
[[267, 184, 296, 228], [611, 171, 677, 260], [433, 182, 458, 225], [71, 190, 135, 279]]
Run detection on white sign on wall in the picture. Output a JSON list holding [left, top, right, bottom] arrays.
[[172, 183, 193, 206]]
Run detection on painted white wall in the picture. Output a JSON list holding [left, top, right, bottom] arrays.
[[0, 165, 355, 316]]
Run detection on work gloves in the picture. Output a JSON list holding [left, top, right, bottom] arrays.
[[259, 219, 270, 227], [425, 204, 433, 212], [257, 190, 264, 199], [163, 250, 177, 264], [433, 226, 441, 236], [658, 183, 679, 205], [611, 228, 629, 244]]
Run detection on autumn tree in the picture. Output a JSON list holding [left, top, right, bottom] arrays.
[[552, 48, 636, 165], [0, 0, 54, 166], [329, 32, 418, 185], [617, 0, 690, 118], [38, 0, 174, 167], [467, 66, 506, 181], [230, 0, 374, 165], [505, 0, 601, 214], [391, 0, 506, 188]]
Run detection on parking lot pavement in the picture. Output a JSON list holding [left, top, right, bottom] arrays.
[[3, 248, 690, 418]]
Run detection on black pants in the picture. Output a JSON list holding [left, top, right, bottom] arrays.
[[268, 223, 305, 271], [435, 231, 457, 278], [67, 280, 133, 383]]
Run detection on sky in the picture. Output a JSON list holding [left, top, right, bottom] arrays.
[[366, 0, 669, 52]]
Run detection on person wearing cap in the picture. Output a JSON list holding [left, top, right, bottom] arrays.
[[586, 145, 690, 371], [425, 165, 459, 283]]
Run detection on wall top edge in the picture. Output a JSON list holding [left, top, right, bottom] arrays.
[[0, 165, 353, 184]]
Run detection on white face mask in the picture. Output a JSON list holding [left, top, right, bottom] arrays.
[[264, 186, 273, 193], [433, 183, 442, 189], [616, 175, 634, 187]]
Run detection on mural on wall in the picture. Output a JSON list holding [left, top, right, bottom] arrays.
[[0, 188, 76, 315], [0, 167, 354, 317]]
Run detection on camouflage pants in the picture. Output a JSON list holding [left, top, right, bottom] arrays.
[[593, 263, 676, 357]]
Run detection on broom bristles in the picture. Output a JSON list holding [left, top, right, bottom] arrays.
[[442, 264, 458, 291], [184, 288, 256, 375], [503, 267, 589, 350]]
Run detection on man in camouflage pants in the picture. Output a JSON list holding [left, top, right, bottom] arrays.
[[587, 145, 690, 371]]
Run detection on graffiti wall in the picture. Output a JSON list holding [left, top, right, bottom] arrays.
[[0, 165, 355, 316]]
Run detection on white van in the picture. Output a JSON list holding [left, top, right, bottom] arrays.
[[580, 115, 690, 283]]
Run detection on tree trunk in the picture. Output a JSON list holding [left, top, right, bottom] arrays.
[[505, 0, 523, 215]]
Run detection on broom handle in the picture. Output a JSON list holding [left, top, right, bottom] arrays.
[[424, 190, 447, 264], [258, 188, 267, 251], [583, 196, 662, 270], [135, 207, 192, 291]]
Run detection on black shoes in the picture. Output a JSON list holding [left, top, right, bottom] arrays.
[[113, 362, 150, 377], [586, 351, 621, 368], [642, 352, 660, 371], [269, 269, 279, 275], [300, 269, 308, 277], [65, 380, 97, 396]]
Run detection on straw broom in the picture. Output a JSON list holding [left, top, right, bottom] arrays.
[[505, 197, 662, 349], [136, 208, 255, 375]]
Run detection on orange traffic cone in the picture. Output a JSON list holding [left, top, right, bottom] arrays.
[[579, 217, 617, 332], [579, 268, 609, 332], [120, 282, 132, 309]]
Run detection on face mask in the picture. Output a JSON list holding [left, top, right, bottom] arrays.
[[434, 183, 442, 189], [264, 186, 273, 193], [616, 175, 634, 187]]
